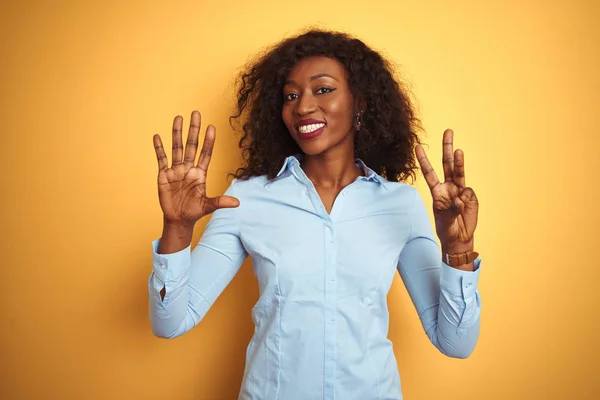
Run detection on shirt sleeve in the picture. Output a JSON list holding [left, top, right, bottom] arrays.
[[397, 187, 482, 358], [148, 180, 248, 339]]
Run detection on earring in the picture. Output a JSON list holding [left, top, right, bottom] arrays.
[[354, 113, 362, 132]]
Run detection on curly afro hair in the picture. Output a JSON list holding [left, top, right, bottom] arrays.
[[230, 28, 423, 183]]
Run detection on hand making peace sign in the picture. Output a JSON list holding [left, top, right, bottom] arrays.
[[415, 129, 479, 254]]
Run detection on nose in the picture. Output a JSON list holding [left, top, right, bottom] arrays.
[[295, 92, 318, 116]]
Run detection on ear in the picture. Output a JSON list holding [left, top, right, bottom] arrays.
[[354, 97, 367, 114]]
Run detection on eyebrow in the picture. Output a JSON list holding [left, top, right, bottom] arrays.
[[285, 73, 339, 85]]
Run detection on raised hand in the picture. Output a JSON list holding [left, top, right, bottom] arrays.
[[153, 110, 239, 227], [415, 129, 479, 254]]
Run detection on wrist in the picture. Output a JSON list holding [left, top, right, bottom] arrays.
[[441, 242, 474, 255], [163, 216, 196, 230], [441, 240, 477, 269], [158, 222, 194, 255], [160, 219, 194, 249], [163, 221, 194, 237]]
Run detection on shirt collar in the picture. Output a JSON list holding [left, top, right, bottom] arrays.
[[354, 158, 390, 189], [275, 154, 390, 189], [275, 155, 301, 178]]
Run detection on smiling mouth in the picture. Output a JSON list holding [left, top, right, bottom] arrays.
[[298, 123, 325, 134], [296, 123, 326, 140]]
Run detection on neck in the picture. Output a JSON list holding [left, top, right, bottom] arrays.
[[301, 142, 362, 189]]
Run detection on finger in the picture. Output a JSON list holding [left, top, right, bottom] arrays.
[[172, 115, 184, 165], [197, 124, 216, 173], [451, 196, 465, 216], [460, 187, 478, 207], [183, 111, 201, 165], [416, 144, 440, 190], [459, 187, 479, 235], [442, 129, 454, 182], [153, 134, 168, 171], [204, 195, 240, 215], [454, 149, 466, 189]]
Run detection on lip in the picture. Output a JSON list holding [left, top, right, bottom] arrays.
[[295, 118, 325, 129], [297, 124, 325, 140]]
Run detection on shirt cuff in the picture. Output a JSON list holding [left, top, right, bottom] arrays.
[[440, 258, 482, 299], [151, 238, 191, 282]]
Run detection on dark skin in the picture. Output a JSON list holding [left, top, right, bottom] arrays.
[[153, 112, 239, 299], [416, 131, 479, 271], [281, 56, 478, 270], [281, 56, 363, 214], [152, 57, 478, 301]]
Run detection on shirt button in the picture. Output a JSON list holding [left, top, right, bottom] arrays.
[[465, 282, 472, 288], [159, 263, 166, 269]]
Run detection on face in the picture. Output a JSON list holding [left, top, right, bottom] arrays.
[[282, 56, 356, 156]]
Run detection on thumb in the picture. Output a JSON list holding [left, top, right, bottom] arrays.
[[204, 195, 240, 215], [459, 187, 479, 233], [459, 187, 478, 210], [451, 187, 478, 216], [451, 196, 465, 216]]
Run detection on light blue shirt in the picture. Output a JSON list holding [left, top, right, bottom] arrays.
[[149, 155, 482, 400]]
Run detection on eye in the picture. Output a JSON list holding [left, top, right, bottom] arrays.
[[284, 93, 298, 101], [316, 87, 335, 95]]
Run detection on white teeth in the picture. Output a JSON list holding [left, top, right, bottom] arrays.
[[298, 123, 325, 134]]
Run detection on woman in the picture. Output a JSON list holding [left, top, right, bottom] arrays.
[[149, 29, 482, 400]]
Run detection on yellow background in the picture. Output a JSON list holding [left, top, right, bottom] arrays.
[[1, 0, 598, 399]]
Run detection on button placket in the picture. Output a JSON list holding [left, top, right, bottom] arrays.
[[295, 161, 342, 397], [326, 224, 334, 244], [323, 218, 337, 398]]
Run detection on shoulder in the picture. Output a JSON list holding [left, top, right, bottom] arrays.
[[226, 175, 278, 206], [382, 180, 416, 193], [367, 180, 429, 221], [378, 180, 420, 204], [228, 175, 270, 193]]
